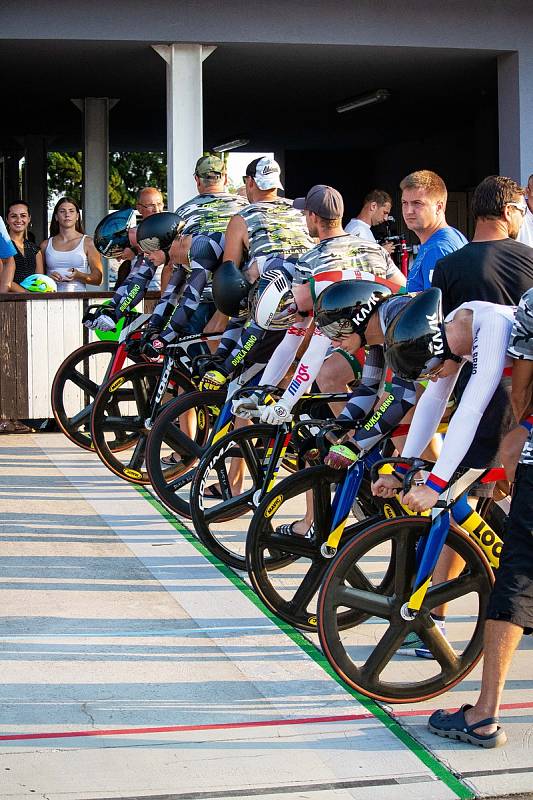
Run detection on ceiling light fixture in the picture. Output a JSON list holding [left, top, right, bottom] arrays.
[[336, 89, 391, 114], [212, 138, 250, 153]]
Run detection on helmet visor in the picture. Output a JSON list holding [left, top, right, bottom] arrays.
[[316, 317, 358, 340]]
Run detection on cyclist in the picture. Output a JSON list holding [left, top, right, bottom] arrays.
[[248, 279, 420, 537], [427, 287, 533, 749], [235, 184, 405, 426], [199, 156, 314, 391], [142, 156, 249, 353], [85, 188, 166, 332], [373, 291, 516, 512]]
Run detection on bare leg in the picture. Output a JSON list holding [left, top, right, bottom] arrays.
[[464, 620, 523, 734], [316, 352, 357, 416]]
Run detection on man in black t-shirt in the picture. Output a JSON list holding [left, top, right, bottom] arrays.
[[432, 176, 533, 476], [432, 175, 533, 316]]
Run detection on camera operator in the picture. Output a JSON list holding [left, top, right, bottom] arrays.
[[345, 189, 394, 254]]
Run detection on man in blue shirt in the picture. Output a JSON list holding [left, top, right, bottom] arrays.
[[0, 215, 17, 293], [401, 170, 467, 292]]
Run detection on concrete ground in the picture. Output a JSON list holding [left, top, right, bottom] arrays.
[[0, 433, 532, 800]]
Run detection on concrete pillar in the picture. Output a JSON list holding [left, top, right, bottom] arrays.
[[23, 136, 48, 244], [498, 50, 533, 184], [152, 44, 216, 210], [80, 98, 110, 288]]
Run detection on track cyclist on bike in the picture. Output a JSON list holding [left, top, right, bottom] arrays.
[[140, 156, 250, 355], [372, 289, 516, 511], [235, 184, 405, 424], [84, 188, 166, 333], [199, 156, 314, 391]]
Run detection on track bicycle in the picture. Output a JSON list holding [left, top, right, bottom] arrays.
[[317, 457, 506, 703], [89, 332, 222, 484], [144, 362, 268, 518], [51, 308, 150, 451], [188, 389, 357, 570], [245, 418, 412, 631]]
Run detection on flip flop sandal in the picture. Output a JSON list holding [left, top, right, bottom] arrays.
[[160, 453, 194, 469], [203, 484, 223, 499], [275, 521, 315, 539], [11, 420, 33, 433], [428, 704, 507, 748]]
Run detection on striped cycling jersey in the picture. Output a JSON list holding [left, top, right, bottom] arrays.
[[175, 192, 248, 235], [293, 233, 402, 290], [239, 199, 314, 262]]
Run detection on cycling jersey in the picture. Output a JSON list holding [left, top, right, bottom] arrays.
[[239, 199, 314, 266], [176, 192, 248, 235], [402, 301, 516, 488], [152, 193, 248, 337], [507, 287, 533, 466], [259, 235, 403, 408]]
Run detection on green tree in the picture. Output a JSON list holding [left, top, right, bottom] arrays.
[[47, 151, 167, 209]]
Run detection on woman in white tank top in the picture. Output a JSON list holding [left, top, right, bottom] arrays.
[[40, 197, 103, 292]]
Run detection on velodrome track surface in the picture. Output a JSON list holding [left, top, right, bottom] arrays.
[[1, 434, 532, 800]]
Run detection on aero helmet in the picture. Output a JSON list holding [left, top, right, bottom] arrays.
[[314, 279, 392, 342], [20, 274, 57, 293], [136, 212, 182, 253], [212, 261, 252, 318], [384, 288, 460, 379], [249, 268, 298, 330], [94, 209, 136, 258]]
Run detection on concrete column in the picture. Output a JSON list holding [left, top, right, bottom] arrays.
[[82, 97, 109, 288], [23, 136, 48, 244], [498, 50, 533, 183], [153, 44, 216, 210]]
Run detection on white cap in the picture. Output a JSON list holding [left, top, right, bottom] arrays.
[[248, 157, 284, 190]]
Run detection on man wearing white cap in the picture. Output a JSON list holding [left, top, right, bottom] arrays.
[[202, 155, 314, 380]]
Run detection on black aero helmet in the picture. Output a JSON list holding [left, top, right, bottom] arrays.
[[384, 288, 458, 379], [212, 261, 252, 317], [314, 279, 392, 342], [94, 209, 136, 257], [136, 212, 182, 253]]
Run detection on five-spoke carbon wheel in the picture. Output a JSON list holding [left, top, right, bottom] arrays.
[[317, 517, 493, 703]]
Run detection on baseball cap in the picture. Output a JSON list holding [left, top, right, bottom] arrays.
[[246, 157, 283, 190], [195, 155, 226, 178], [293, 185, 344, 219]]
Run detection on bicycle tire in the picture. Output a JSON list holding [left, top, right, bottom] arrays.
[[246, 464, 394, 631], [317, 516, 493, 704], [145, 388, 227, 518], [90, 362, 195, 484], [51, 340, 137, 452], [190, 423, 300, 570]]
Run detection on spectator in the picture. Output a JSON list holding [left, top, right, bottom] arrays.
[[427, 287, 533, 749], [516, 173, 533, 248], [401, 170, 467, 291], [40, 197, 103, 291], [114, 187, 166, 290], [432, 175, 533, 316], [0, 214, 18, 293], [6, 200, 44, 289], [0, 214, 33, 433], [345, 189, 393, 252]]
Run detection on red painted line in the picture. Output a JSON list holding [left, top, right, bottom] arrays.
[[0, 712, 375, 741], [2, 701, 533, 742]]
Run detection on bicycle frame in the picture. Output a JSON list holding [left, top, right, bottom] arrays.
[[377, 462, 505, 619]]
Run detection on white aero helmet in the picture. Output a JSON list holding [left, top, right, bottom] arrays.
[[249, 268, 298, 330], [20, 274, 57, 293]]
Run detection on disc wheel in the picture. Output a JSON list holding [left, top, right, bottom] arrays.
[[51, 340, 137, 451], [245, 464, 392, 631], [190, 423, 300, 570], [145, 389, 227, 518], [90, 362, 195, 484], [317, 517, 493, 704]]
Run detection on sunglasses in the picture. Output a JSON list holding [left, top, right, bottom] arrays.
[[507, 201, 528, 217]]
